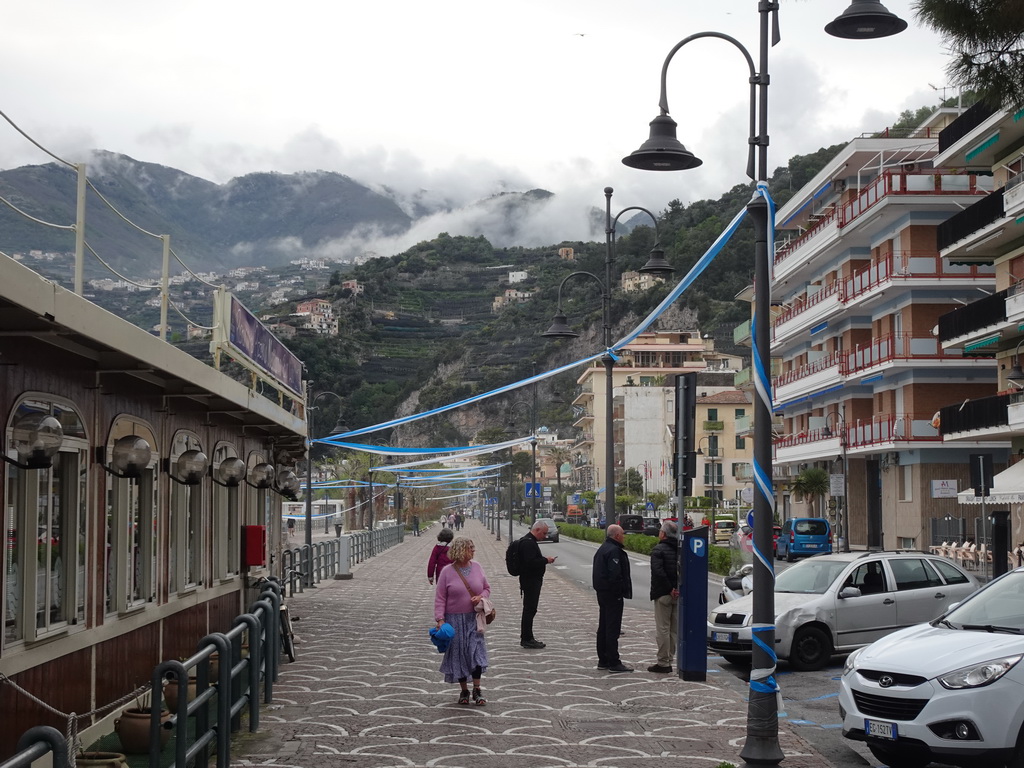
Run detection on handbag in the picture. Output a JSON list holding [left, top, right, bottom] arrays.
[[455, 567, 496, 624]]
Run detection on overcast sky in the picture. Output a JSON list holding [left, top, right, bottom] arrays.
[[1, 0, 955, 255]]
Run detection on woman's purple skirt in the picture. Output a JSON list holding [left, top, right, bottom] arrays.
[[439, 611, 488, 683]]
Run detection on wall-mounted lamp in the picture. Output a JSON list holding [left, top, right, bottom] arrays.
[[101, 435, 153, 479], [276, 469, 301, 501], [3, 413, 64, 470], [166, 449, 209, 485], [1008, 338, 1024, 382], [245, 462, 276, 490], [212, 456, 246, 487]]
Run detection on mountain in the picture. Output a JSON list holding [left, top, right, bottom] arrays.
[[0, 152, 557, 276]]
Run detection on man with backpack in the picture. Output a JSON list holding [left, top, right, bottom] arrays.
[[507, 520, 556, 649]]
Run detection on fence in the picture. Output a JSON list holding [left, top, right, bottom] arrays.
[[7, 526, 405, 768]]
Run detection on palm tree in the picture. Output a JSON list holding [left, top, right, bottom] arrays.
[[547, 446, 573, 493], [791, 467, 830, 518]]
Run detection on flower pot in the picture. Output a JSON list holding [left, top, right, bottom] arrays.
[[76, 752, 127, 768], [163, 675, 197, 715], [115, 707, 171, 753]]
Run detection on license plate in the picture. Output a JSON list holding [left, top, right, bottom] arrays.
[[806, 543, 820, 548], [712, 632, 735, 643], [865, 719, 898, 740]]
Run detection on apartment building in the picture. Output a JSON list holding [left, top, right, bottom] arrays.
[[769, 107, 1004, 550], [932, 103, 1024, 546]]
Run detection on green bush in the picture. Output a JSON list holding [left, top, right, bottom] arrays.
[[557, 522, 732, 575]]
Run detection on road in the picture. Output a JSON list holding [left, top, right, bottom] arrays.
[[490, 521, 883, 768]]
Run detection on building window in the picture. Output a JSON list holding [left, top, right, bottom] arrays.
[[4, 397, 88, 645], [212, 443, 242, 580], [708, 408, 718, 421], [735, 435, 746, 450], [103, 418, 158, 616], [898, 464, 912, 502], [735, 408, 745, 419], [169, 431, 205, 593]]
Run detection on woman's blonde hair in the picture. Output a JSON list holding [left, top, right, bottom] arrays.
[[448, 537, 475, 564]]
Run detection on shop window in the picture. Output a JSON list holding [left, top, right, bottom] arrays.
[[4, 397, 88, 645], [212, 442, 244, 580], [102, 418, 158, 616], [168, 432, 207, 593]]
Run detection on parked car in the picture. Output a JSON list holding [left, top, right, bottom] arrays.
[[776, 517, 832, 561], [534, 518, 559, 543], [642, 517, 661, 536], [772, 525, 782, 554], [617, 514, 644, 533], [713, 519, 737, 543], [707, 551, 979, 671], [840, 566, 1024, 768]]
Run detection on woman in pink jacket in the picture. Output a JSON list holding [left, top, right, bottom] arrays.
[[434, 537, 490, 705], [427, 527, 453, 584]]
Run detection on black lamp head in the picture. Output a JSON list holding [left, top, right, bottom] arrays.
[[639, 246, 674, 277], [825, 1, 908, 39], [542, 313, 580, 339], [622, 114, 703, 171]]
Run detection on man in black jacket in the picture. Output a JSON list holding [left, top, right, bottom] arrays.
[[648, 520, 679, 673], [592, 524, 633, 672], [519, 520, 556, 648]]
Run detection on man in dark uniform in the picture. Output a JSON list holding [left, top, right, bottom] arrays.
[[593, 524, 633, 672], [519, 520, 556, 648]]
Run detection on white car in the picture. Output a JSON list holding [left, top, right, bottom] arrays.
[[840, 566, 1024, 768], [707, 551, 978, 671]]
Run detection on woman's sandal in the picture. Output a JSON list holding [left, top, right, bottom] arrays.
[[458, 689, 470, 705], [472, 688, 486, 706]]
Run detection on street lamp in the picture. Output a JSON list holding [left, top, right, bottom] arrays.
[[304, 384, 347, 587], [543, 188, 672, 527], [509, 398, 538, 530], [824, 409, 850, 552], [621, 3, 907, 763], [635, 462, 648, 508]]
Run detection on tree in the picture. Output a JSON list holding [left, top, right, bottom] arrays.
[[546, 446, 573, 494], [617, 467, 644, 497], [914, 0, 1024, 108], [511, 450, 534, 481], [791, 467, 830, 518], [648, 491, 670, 511]]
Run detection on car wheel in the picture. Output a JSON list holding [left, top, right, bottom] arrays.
[[786, 549, 795, 563], [552, 536, 559, 543], [788, 626, 833, 671], [721, 654, 751, 666], [866, 745, 929, 768]]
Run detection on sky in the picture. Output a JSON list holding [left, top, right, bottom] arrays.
[[0, 0, 956, 258]]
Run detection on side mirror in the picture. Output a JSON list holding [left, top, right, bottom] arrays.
[[838, 586, 863, 599]]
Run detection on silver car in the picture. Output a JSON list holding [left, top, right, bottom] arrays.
[[707, 551, 979, 671]]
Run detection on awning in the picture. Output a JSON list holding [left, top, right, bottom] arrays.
[[958, 460, 1024, 505]]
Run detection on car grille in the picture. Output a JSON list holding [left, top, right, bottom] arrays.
[[852, 690, 928, 720], [712, 612, 747, 626], [857, 669, 928, 688]]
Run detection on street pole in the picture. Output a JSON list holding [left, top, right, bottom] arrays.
[[603, 188, 616, 528]]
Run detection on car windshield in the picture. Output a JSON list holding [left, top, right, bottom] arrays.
[[940, 570, 1024, 633], [775, 559, 849, 594]]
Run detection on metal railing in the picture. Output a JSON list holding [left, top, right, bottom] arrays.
[[937, 187, 1005, 251], [281, 526, 405, 597], [0, 727, 69, 768]]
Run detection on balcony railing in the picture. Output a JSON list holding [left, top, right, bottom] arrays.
[[775, 350, 842, 389], [775, 412, 941, 450], [773, 280, 841, 327], [937, 188, 1005, 251], [937, 287, 1009, 343], [847, 333, 962, 373], [776, 171, 990, 268], [938, 101, 998, 154], [939, 391, 1020, 435]]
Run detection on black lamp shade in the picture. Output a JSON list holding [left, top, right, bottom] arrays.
[[622, 114, 703, 171], [1009, 363, 1024, 382], [173, 449, 209, 485], [110, 435, 153, 478], [248, 462, 275, 489], [825, 1, 908, 39], [216, 456, 246, 486], [542, 313, 579, 338], [639, 247, 674, 277]]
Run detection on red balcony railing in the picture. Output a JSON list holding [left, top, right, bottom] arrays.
[[846, 333, 962, 374], [774, 350, 842, 388], [773, 412, 942, 451]]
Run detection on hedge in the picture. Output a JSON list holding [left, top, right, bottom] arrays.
[[555, 522, 732, 575]]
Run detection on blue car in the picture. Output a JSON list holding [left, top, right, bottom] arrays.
[[776, 517, 832, 562]]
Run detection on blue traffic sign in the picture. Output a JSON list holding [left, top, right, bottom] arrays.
[[524, 483, 541, 498], [645, 501, 655, 512], [746, 510, 755, 529]]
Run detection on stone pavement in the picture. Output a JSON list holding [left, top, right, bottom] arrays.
[[230, 520, 832, 768]]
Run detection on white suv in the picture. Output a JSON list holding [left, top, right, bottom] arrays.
[[840, 567, 1024, 768], [707, 551, 978, 671]]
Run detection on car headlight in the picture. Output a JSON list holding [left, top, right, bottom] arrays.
[[937, 655, 1022, 689], [843, 647, 864, 677]]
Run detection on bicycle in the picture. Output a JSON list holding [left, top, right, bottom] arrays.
[[252, 573, 300, 663]]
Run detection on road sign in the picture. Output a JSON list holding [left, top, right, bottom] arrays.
[[746, 510, 755, 529], [524, 483, 541, 498], [645, 501, 655, 512]]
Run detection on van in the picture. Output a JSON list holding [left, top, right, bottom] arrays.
[[713, 519, 738, 543], [776, 517, 832, 561], [617, 514, 644, 533]]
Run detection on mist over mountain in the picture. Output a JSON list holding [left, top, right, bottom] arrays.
[[0, 151, 601, 276]]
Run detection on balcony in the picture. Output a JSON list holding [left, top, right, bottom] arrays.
[[1005, 172, 1024, 219], [733, 319, 751, 347], [775, 412, 941, 457], [847, 333, 967, 376], [937, 390, 1024, 439], [573, 432, 594, 448], [937, 188, 1005, 253], [703, 420, 724, 432], [938, 101, 998, 154], [938, 287, 1008, 344], [775, 170, 990, 272]]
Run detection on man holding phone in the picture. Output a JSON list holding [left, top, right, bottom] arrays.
[[518, 520, 556, 648]]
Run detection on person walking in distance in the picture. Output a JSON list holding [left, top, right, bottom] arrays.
[[648, 520, 679, 674], [427, 528, 454, 585], [593, 524, 633, 672], [519, 520, 556, 649]]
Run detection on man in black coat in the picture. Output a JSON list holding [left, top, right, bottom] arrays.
[[519, 520, 556, 648], [592, 524, 633, 672], [648, 520, 679, 673]]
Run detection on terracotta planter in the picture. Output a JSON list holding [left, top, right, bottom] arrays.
[[114, 707, 171, 753], [76, 752, 127, 768], [163, 675, 197, 715]]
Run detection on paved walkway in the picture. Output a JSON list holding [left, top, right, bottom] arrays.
[[230, 520, 831, 768]]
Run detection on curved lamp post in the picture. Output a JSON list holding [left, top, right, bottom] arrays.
[[621, 2, 906, 763], [543, 189, 672, 526], [823, 409, 850, 552], [508, 399, 539, 535], [305, 385, 347, 585]]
